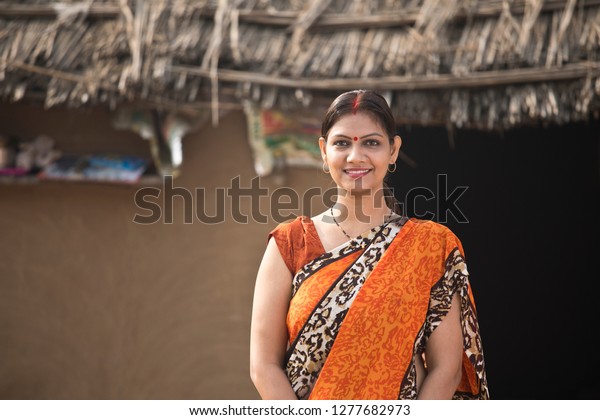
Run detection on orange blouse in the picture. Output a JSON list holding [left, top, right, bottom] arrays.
[[268, 216, 325, 275]]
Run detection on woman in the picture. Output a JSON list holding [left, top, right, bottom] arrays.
[[250, 90, 489, 400]]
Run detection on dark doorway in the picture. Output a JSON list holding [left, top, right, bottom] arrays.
[[389, 120, 600, 399]]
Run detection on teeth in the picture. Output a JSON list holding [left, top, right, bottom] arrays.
[[346, 169, 369, 174]]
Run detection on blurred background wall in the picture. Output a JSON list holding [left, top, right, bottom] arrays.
[[0, 102, 332, 399]]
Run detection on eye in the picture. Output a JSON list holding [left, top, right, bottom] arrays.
[[364, 139, 381, 146], [332, 140, 350, 147]]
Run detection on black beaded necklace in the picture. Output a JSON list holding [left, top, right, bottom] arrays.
[[330, 206, 393, 241]]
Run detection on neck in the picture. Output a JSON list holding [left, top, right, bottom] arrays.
[[333, 187, 391, 225]]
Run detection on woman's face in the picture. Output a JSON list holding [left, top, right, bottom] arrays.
[[319, 112, 401, 194]]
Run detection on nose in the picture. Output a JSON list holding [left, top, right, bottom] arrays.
[[346, 143, 366, 163]]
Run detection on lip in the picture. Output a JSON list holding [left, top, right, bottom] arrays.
[[343, 168, 372, 179]]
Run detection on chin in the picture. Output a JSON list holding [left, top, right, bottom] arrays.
[[342, 181, 383, 196]]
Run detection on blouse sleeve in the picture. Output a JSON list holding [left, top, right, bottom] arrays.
[[268, 222, 295, 274], [267, 217, 325, 276]]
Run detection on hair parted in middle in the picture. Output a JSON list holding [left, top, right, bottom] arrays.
[[321, 90, 396, 143]]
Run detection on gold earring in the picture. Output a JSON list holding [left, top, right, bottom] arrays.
[[323, 162, 330, 174], [388, 163, 397, 173]]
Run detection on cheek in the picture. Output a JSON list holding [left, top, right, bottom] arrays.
[[326, 151, 344, 166], [373, 151, 391, 167]]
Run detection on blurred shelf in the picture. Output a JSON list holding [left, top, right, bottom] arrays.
[[0, 173, 163, 186]]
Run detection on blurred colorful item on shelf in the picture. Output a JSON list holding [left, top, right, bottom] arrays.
[[38, 155, 86, 180], [0, 167, 28, 176], [39, 154, 148, 184], [0, 134, 62, 178], [32, 135, 61, 169], [14, 135, 61, 172], [87, 155, 147, 171]]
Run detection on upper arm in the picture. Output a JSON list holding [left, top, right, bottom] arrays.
[[250, 237, 293, 371], [424, 293, 463, 377]]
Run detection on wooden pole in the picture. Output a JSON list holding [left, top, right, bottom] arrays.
[[170, 62, 600, 91]]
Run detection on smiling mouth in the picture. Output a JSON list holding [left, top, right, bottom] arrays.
[[344, 169, 372, 179]]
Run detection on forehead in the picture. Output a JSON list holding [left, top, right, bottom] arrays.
[[328, 112, 386, 137]]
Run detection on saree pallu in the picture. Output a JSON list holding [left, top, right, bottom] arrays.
[[273, 216, 489, 400]]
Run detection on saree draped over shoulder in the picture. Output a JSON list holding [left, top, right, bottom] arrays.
[[269, 216, 489, 400]]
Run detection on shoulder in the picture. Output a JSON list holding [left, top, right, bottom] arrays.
[[269, 215, 312, 240], [267, 215, 319, 275], [406, 218, 465, 254], [407, 218, 456, 236]]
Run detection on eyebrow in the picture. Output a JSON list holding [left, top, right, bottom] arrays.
[[332, 132, 384, 139]]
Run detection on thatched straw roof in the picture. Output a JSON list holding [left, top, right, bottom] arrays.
[[1, 0, 599, 129]]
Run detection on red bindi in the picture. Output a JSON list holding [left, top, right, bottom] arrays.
[[353, 136, 358, 141]]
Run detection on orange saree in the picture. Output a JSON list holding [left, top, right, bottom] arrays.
[[269, 215, 489, 400]]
